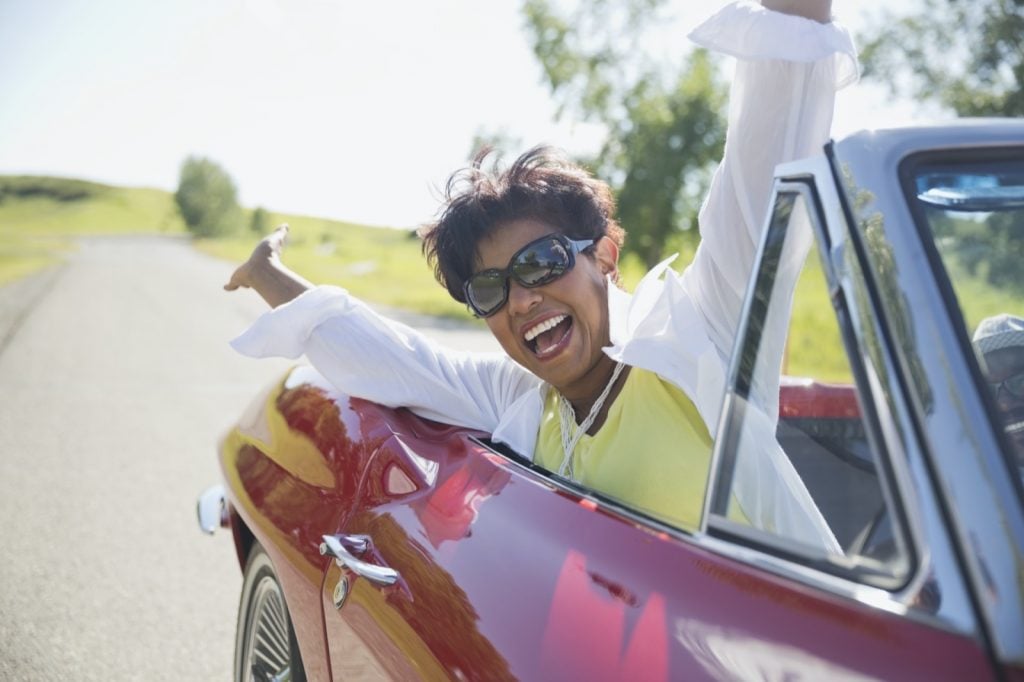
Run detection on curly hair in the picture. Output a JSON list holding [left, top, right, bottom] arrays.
[[420, 145, 625, 304]]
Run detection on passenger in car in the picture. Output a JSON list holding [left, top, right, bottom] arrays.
[[973, 313, 1024, 471], [226, 0, 853, 552]]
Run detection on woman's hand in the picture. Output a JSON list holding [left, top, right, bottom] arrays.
[[224, 224, 313, 308], [761, 0, 831, 23], [224, 223, 291, 292]]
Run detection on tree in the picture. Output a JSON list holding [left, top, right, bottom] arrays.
[[859, 0, 1024, 117], [250, 206, 271, 234], [174, 156, 243, 237], [523, 0, 726, 267], [468, 129, 523, 160], [859, 1, 1024, 301]]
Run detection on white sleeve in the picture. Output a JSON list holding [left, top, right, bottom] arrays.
[[230, 286, 538, 432], [682, 0, 858, 364], [683, 2, 856, 552]]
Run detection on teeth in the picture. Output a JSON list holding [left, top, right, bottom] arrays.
[[524, 314, 567, 342], [1006, 420, 1024, 435]]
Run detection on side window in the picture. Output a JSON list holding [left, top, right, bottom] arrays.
[[910, 156, 1024, 492], [708, 186, 910, 588]]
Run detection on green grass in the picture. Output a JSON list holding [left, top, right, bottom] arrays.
[[0, 178, 186, 236], [0, 175, 187, 284], [0, 247, 64, 286], [941, 259, 1024, 334], [200, 219, 697, 323], [196, 212, 475, 320], [786, 251, 851, 382]]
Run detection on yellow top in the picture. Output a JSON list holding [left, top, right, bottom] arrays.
[[536, 366, 742, 532]]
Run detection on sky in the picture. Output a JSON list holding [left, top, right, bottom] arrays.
[[0, 0, 926, 229]]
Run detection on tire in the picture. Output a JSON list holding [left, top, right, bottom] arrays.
[[234, 543, 307, 682]]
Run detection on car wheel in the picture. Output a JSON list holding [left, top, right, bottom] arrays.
[[235, 543, 307, 682]]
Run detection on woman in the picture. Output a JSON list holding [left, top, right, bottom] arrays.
[[227, 0, 857, 548]]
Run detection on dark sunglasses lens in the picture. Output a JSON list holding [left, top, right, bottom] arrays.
[[467, 271, 506, 316], [1006, 372, 1024, 399], [513, 239, 570, 286]]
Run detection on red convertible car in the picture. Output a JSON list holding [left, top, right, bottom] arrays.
[[200, 122, 1024, 681]]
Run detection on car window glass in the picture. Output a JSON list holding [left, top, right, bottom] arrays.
[[911, 156, 1024, 494], [709, 189, 909, 589]]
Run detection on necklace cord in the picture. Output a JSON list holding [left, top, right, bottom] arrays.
[[556, 361, 625, 480]]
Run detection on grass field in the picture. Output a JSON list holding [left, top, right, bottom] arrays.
[[0, 176, 187, 285], [195, 212, 472, 320], [196, 215, 677, 321], [0, 175, 673, 313]]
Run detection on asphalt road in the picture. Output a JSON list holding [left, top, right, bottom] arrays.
[[0, 235, 498, 681]]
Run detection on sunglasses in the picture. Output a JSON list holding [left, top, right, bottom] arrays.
[[464, 233, 595, 318], [990, 369, 1024, 401]]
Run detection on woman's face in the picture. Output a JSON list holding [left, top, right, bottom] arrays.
[[474, 217, 618, 400], [984, 346, 1024, 463]]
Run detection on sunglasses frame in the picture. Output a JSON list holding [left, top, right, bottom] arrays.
[[990, 369, 1024, 401], [463, 233, 595, 318]]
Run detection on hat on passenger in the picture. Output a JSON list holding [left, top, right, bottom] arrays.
[[973, 314, 1024, 354]]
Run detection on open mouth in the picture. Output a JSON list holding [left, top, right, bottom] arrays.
[[524, 314, 573, 358], [1006, 419, 1024, 436]]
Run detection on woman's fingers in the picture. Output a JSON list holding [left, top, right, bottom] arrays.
[[225, 224, 290, 291], [265, 223, 290, 256]]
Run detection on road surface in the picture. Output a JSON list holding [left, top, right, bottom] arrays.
[[0, 235, 498, 680]]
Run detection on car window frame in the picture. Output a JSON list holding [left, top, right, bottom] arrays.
[[703, 175, 918, 594]]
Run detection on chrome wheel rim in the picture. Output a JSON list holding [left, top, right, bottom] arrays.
[[242, 575, 293, 682]]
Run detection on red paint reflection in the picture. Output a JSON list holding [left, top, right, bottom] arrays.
[[542, 550, 667, 681]]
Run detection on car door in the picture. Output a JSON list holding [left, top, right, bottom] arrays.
[[315, 165, 997, 680]]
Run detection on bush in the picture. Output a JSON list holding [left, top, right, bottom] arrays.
[[174, 156, 242, 237]]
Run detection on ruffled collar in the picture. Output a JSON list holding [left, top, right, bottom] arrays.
[[602, 253, 727, 438]]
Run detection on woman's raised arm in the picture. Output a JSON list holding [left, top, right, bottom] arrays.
[[224, 224, 314, 308]]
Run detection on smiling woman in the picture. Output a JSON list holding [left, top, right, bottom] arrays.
[[226, 0, 854, 547], [419, 152, 624, 410]]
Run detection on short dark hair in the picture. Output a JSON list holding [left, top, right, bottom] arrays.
[[420, 145, 625, 304]]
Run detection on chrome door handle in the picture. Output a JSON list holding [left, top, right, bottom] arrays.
[[319, 534, 399, 586]]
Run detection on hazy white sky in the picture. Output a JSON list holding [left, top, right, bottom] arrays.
[[0, 0, 925, 229]]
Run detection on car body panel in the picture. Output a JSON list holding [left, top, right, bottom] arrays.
[[223, 367, 994, 680]]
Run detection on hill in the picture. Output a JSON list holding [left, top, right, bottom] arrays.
[[0, 174, 670, 321], [0, 175, 474, 319], [0, 175, 188, 285], [0, 175, 186, 235]]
